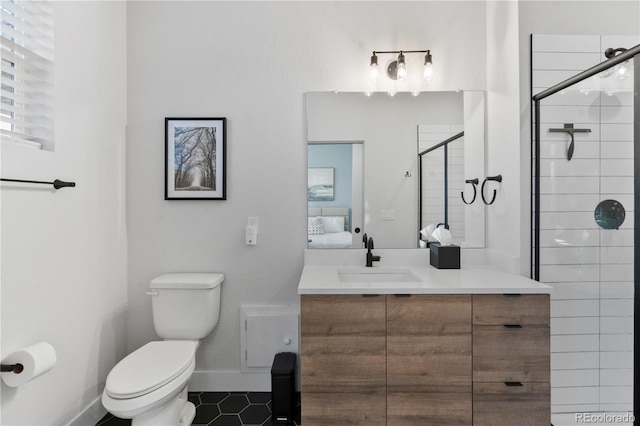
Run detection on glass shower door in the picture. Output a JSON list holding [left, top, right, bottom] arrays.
[[532, 34, 637, 423]]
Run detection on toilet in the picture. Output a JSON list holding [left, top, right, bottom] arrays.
[[102, 273, 224, 426]]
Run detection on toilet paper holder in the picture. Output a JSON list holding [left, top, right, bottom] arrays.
[[1, 363, 24, 374]]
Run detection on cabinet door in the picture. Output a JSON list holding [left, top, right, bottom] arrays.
[[387, 294, 472, 426], [301, 295, 386, 425]]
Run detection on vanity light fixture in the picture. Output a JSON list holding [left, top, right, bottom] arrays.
[[369, 49, 433, 81]]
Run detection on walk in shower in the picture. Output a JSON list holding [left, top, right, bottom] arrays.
[[531, 35, 639, 424]]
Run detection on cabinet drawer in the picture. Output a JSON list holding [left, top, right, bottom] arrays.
[[473, 325, 549, 383], [473, 382, 550, 426], [387, 391, 472, 425], [301, 294, 386, 335], [302, 390, 386, 425], [473, 294, 549, 325]]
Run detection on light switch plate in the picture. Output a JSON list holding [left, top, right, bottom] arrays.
[[380, 209, 395, 221]]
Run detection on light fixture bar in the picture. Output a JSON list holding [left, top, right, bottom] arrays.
[[369, 49, 434, 82]]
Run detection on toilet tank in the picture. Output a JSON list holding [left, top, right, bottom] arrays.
[[149, 273, 224, 340]]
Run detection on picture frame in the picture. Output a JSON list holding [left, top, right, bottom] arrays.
[[308, 167, 334, 201], [165, 117, 226, 200]]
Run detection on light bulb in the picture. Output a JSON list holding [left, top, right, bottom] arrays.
[[370, 53, 379, 81], [397, 52, 406, 81], [423, 63, 433, 81], [616, 62, 630, 80], [423, 51, 433, 81]]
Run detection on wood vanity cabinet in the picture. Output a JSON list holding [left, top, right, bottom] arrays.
[[300, 293, 550, 426], [300, 294, 387, 425], [386, 294, 472, 425], [472, 294, 551, 426]]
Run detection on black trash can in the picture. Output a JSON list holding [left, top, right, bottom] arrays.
[[271, 352, 296, 424]]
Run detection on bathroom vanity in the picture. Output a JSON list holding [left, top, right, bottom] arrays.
[[298, 250, 552, 426]]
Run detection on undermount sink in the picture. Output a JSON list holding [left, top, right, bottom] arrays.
[[338, 269, 422, 283]]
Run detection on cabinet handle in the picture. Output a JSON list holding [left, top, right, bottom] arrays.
[[503, 324, 523, 329], [394, 294, 412, 298], [504, 381, 523, 387], [362, 294, 381, 298], [503, 293, 522, 297]]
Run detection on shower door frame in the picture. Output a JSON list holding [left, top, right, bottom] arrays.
[[531, 39, 640, 421]]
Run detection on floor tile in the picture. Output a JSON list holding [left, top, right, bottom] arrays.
[[240, 404, 271, 424], [219, 394, 251, 414], [95, 391, 301, 426]]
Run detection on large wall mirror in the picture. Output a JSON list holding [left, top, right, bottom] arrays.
[[306, 91, 485, 249]]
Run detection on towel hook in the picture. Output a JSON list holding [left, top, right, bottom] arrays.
[[481, 175, 502, 205], [461, 178, 479, 205]]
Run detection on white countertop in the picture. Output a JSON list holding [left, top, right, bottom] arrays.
[[298, 249, 552, 295]]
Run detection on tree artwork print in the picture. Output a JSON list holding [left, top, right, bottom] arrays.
[[174, 126, 217, 191], [165, 117, 226, 200]]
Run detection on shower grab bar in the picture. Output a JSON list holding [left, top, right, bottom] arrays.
[[533, 43, 640, 101], [0, 178, 76, 190]]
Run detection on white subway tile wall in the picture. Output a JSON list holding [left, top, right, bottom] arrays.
[[533, 34, 637, 414], [419, 125, 465, 243]]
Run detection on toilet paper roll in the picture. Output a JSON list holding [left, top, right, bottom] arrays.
[[1, 342, 57, 387]]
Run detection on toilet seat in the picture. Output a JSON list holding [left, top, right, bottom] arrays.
[[106, 340, 198, 399]]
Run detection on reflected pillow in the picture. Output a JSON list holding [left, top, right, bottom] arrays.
[[320, 216, 345, 233], [308, 217, 325, 235]]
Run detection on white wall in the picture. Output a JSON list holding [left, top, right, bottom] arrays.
[[484, 1, 523, 274], [0, 2, 127, 425], [126, 1, 487, 389]]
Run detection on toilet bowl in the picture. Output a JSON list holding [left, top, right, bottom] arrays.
[[102, 273, 224, 426], [102, 341, 198, 425]]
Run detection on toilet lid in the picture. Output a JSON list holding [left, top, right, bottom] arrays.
[[106, 340, 197, 399]]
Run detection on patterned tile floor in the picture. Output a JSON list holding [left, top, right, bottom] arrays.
[[96, 392, 301, 426]]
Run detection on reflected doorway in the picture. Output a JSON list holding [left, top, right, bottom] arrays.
[[308, 142, 364, 248]]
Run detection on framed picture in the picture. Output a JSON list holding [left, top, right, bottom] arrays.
[[165, 117, 226, 200], [308, 167, 334, 201]]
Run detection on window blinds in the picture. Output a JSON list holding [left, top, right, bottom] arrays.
[[1, 0, 54, 150]]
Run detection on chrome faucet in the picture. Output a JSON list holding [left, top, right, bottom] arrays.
[[366, 237, 381, 267]]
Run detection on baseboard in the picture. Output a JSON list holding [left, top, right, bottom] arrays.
[[189, 370, 272, 392], [67, 395, 107, 426]]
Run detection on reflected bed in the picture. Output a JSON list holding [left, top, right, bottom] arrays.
[[308, 207, 352, 249]]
